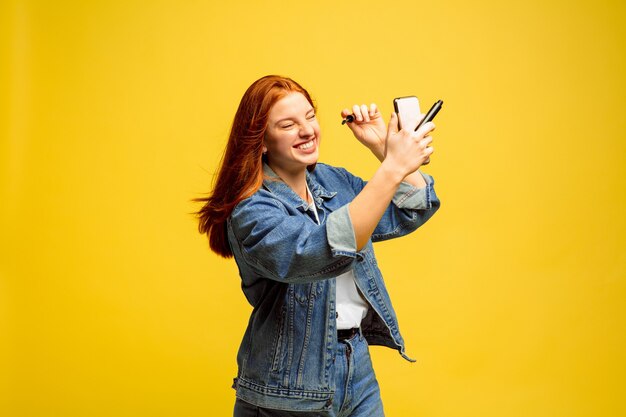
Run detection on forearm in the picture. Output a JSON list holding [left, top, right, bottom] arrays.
[[348, 161, 405, 251]]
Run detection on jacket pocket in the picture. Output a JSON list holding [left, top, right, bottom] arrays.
[[294, 282, 317, 305]]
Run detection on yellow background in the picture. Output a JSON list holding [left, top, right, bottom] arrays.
[[1, 0, 625, 416]]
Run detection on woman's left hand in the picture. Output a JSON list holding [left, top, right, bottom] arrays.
[[341, 103, 387, 160]]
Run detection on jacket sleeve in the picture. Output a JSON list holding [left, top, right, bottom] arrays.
[[332, 167, 441, 244], [228, 194, 355, 283]]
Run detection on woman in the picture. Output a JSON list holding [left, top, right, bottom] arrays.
[[196, 75, 440, 416]]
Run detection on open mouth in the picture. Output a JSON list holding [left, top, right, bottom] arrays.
[[295, 139, 315, 150]]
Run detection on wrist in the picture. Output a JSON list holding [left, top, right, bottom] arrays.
[[379, 159, 406, 186], [369, 143, 385, 162]]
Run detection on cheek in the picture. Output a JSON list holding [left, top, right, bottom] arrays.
[[265, 130, 285, 147], [313, 123, 321, 139], [266, 131, 296, 153]]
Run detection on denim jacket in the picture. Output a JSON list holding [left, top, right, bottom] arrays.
[[227, 162, 440, 412]]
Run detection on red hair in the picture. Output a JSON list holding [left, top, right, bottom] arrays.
[[195, 75, 316, 258]]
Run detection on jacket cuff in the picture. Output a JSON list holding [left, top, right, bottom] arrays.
[[326, 205, 358, 258], [392, 172, 434, 210]]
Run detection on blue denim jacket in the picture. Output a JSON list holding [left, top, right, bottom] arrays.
[[227, 162, 440, 412]]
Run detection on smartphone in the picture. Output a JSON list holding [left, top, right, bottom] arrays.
[[394, 96, 444, 131], [393, 96, 421, 131], [394, 96, 443, 165]]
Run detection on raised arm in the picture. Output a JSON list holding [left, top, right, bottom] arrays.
[[346, 111, 435, 250]]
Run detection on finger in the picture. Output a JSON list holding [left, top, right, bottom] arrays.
[[369, 103, 378, 118], [423, 139, 434, 164], [420, 136, 434, 147], [415, 121, 436, 138], [360, 104, 370, 122], [352, 104, 363, 122], [387, 112, 399, 135], [341, 108, 352, 118]]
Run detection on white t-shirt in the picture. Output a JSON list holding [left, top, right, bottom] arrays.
[[305, 185, 369, 330], [334, 268, 369, 329]]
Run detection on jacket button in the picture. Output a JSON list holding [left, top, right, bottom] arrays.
[[336, 312, 339, 318]]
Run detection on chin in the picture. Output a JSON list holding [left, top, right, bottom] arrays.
[[303, 153, 319, 166]]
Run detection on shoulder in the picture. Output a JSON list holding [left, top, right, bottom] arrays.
[[232, 188, 284, 218], [228, 190, 289, 240]]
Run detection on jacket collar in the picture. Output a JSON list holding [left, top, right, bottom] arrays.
[[262, 163, 337, 209]]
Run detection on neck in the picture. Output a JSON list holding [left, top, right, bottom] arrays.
[[267, 163, 308, 201]]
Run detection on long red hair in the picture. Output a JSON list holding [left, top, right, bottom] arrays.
[[195, 75, 316, 258]]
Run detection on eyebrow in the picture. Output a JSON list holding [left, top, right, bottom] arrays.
[[274, 108, 315, 124]]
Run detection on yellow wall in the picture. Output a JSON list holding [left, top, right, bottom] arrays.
[[1, 1, 625, 416]]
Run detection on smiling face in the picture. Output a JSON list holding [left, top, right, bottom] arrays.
[[263, 92, 320, 178]]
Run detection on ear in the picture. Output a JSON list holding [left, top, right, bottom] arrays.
[[262, 144, 267, 154]]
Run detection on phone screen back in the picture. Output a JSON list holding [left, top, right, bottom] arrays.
[[394, 96, 421, 130]]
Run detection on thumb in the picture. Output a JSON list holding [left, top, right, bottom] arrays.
[[387, 112, 399, 136]]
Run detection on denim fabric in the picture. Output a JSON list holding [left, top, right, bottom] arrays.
[[228, 162, 439, 412], [234, 331, 384, 417]]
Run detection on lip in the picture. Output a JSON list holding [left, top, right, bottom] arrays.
[[293, 138, 317, 153]]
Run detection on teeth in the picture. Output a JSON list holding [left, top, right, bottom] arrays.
[[298, 140, 314, 150]]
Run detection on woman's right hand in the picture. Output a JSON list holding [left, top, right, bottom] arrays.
[[382, 112, 435, 180]]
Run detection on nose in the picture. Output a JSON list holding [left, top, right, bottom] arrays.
[[299, 121, 315, 138]]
